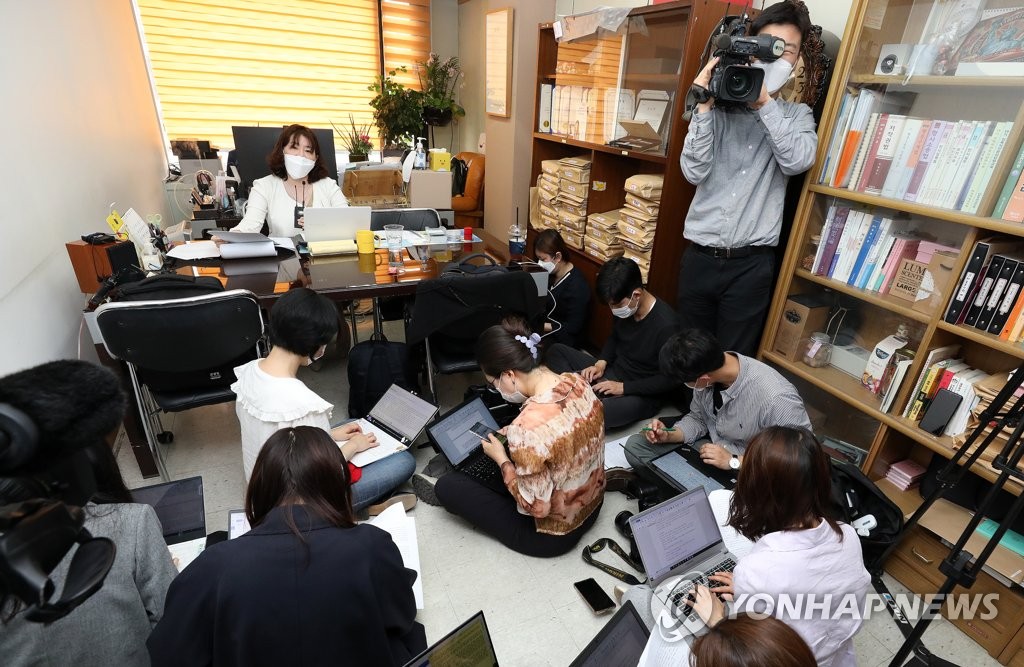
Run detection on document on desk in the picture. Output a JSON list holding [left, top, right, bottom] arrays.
[[168, 537, 205, 572], [341, 419, 408, 468], [604, 435, 632, 470], [368, 503, 423, 608], [166, 240, 221, 260], [215, 231, 278, 259]]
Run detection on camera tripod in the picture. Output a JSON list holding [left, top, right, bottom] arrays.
[[871, 360, 1024, 666]]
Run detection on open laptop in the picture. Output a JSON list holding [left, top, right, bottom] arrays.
[[649, 443, 737, 494], [403, 611, 498, 667], [426, 396, 504, 482], [628, 487, 739, 633], [303, 206, 371, 243], [346, 384, 438, 468], [130, 476, 207, 570], [569, 601, 650, 667]]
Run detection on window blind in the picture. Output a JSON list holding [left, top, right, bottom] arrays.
[[381, 0, 431, 90], [137, 0, 430, 151]]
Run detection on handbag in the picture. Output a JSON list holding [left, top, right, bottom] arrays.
[[442, 253, 508, 276]]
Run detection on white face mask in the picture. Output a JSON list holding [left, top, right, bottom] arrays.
[[611, 293, 639, 319], [497, 374, 528, 404], [284, 153, 316, 180], [538, 259, 557, 273], [752, 58, 794, 94]]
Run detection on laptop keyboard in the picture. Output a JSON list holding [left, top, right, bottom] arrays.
[[462, 454, 501, 482], [668, 557, 737, 623]]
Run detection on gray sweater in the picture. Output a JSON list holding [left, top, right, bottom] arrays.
[[1, 503, 177, 667]]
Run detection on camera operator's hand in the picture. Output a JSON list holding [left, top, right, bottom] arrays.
[[749, 80, 772, 111], [693, 56, 720, 114]]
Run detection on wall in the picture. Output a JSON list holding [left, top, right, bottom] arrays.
[[0, 0, 169, 376], [457, 1, 487, 156]]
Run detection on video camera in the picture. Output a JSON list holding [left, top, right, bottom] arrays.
[[694, 15, 786, 105]]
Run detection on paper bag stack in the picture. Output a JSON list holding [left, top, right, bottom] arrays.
[[618, 174, 663, 282], [584, 208, 625, 261]]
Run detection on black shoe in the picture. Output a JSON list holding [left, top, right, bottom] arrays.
[[605, 468, 638, 494], [412, 473, 442, 506]]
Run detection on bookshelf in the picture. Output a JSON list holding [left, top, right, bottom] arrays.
[[759, 0, 1024, 661], [526, 1, 718, 348]]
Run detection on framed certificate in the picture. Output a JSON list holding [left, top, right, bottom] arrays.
[[486, 8, 514, 117]]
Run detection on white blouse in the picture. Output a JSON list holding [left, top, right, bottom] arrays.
[[231, 359, 334, 481], [232, 174, 347, 238]]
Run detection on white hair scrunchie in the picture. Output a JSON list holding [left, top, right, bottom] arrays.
[[514, 332, 542, 361]]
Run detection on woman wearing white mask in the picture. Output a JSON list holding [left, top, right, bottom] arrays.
[[534, 229, 590, 346], [431, 316, 606, 557], [232, 124, 347, 238]]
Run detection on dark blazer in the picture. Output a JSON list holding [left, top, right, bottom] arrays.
[[147, 505, 425, 667], [547, 267, 590, 347]]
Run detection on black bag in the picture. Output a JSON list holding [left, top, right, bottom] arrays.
[[829, 461, 904, 568], [347, 339, 419, 419], [451, 157, 469, 197], [112, 273, 224, 302], [442, 253, 508, 277]]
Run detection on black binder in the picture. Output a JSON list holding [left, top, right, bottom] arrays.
[[975, 256, 1018, 332], [988, 260, 1024, 334], [964, 255, 1006, 328]]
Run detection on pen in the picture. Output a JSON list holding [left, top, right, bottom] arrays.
[[641, 426, 676, 432]]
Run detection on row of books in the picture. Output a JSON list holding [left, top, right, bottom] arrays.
[[811, 205, 957, 293], [817, 88, 1020, 215], [901, 344, 992, 438], [944, 237, 1024, 340]]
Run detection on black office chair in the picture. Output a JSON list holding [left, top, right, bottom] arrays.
[[370, 207, 442, 231], [406, 271, 544, 401], [95, 289, 267, 480]]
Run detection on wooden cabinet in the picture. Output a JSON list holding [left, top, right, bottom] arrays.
[[528, 1, 715, 348], [758, 0, 1024, 660]]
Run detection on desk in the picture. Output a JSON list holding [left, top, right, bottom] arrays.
[[86, 232, 499, 478]]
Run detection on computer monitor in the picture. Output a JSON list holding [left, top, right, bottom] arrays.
[[230, 126, 338, 196]]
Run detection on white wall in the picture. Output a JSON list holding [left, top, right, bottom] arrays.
[[0, 0, 169, 376], [457, 1, 487, 156]]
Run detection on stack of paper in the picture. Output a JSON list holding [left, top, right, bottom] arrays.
[[368, 503, 423, 609], [886, 459, 926, 491]]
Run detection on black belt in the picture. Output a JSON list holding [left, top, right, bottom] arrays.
[[582, 538, 644, 584], [691, 243, 772, 259]]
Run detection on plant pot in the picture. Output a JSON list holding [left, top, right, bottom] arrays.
[[422, 106, 453, 127], [349, 153, 368, 163]]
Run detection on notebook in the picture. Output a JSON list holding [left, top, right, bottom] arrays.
[[302, 206, 371, 243], [426, 396, 505, 482], [403, 611, 498, 667], [569, 601, 650, 667], [344, 384, 438, 467], [628, 487, 740, 635], [130, 476, 206, 571]]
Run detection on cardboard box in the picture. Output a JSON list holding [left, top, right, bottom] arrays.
[[408, 170, 453, 209], [624, 173, 664, 199], [342, 168, 403, 199], [429, 150, 451, 172], [772, 294, 832, 361]]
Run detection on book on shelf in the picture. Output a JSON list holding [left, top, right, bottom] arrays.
[[942, 121, 990, 210], [881, 118, 927, 200], [856, 113, 896, 192], [902, 344, 960, 420], [863, 114, 907, 195], [908, 357, 961, 421], [846, 213, 883, 285], [1000, 285, 1024, 340], [815, 206, 850, 276], [1004, 170, 1024, 224], [880, 348, 915, 414], [974, 255, 1018, 332], [855, 216, 893, 289], [962, 123, 1014, 215], [847, 112, 882, 190], [964, 254, 1011, 328], [945, 368, 990, 437], [989, 260, 1024, 335], [904, 120, 951, 203], [829, 89, 881, 188], [945, 237, 1023, 324], [995, 141, 1024, 220], [819, 88, 857, 185]]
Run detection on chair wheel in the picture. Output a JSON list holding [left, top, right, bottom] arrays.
[[157, 431, 174, 444]]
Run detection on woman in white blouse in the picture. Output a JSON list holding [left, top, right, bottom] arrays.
[[232, 124, 347, 238]]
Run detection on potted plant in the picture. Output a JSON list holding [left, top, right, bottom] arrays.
[[335, 113, 374, 162], [418, 54, 465, 127], [368, 66, 424, 151]]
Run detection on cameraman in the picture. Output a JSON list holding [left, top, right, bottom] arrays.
[[677, 0, 818, 356], [0, 361, 176, 667]]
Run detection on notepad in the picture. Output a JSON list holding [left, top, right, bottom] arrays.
[[308, 239, 358, 256]]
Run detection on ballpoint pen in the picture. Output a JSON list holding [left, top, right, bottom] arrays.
[[640, 426, 676, 432]]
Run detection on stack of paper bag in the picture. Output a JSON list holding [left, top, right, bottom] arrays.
[[624, 174, 664, 199], [583, 208, 625, 261], [555, 156, 591, 241], [537, 173, 559, 203], [616, 174, 663, 279]]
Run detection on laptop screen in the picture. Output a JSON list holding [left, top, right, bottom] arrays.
[[403, 611, 498, 667], [228, 509, 251, 540], [369, 384, 438, 442], [130, 476, 206, 546], [629, 487, 722, 583], [427, 397, 500, 467], [569, 601, 650, 667]]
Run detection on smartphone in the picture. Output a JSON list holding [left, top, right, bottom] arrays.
[[574, 578, 615, 615], [469, 421, 507, 446]]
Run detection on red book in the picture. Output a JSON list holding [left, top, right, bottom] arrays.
[[855, 113, 891, 192], [864, 115, 907, 195]]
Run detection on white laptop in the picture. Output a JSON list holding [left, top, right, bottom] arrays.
[[303, 206, 371, 243], [344, 384, 438, 467], [628, 487, 739, 635]]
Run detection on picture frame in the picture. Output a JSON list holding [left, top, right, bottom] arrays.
[[486, 8, 513, 117]]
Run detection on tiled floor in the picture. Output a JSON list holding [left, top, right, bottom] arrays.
[[116, 315, 1003, 666]]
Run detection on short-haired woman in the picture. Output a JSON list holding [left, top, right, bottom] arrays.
[[231, 287, 415, 513], [231, 124, 347, 237], [431, 317, 606, 557], [534, 229, 590, 346], [148, 426, 426, 666]]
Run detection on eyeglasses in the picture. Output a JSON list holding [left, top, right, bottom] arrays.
[[485, 376, 500, 394], [685, 376, 710, 390]]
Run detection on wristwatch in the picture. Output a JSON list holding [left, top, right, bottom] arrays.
[[729, 455, 740, 470]]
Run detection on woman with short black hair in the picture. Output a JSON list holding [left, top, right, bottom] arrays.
[[148, 426, 425, 667], [534, 229, 590, 346]]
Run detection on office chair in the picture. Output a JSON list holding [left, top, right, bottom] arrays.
[[95, 290, 266, 480], [451, 152, 485, 228], [370, 208, 441, 232], [406, 271, 544, 401]]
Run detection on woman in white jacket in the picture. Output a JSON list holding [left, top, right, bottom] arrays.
[[232, 124, 347, 238]]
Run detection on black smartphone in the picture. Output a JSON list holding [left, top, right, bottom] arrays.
[[469, 421, 507, 446], [574, 578, 615, 615]]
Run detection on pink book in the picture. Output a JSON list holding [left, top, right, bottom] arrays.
[[904, 121, 950, 202], [881, 239, 922, 293], [916, 241, 959, 264], [889, 459, 927, 479], [876, 237, 908, 290]]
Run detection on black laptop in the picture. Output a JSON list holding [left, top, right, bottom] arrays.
[[403, 611, 498, 667], [426, 396, 505, 482], [130, 475, 206, 545], [649, 443, 737, 493], [570, 601, 650, 667]]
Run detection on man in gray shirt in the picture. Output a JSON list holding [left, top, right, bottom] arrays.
[[624, 328, 811, 474], [677, 0, 819, 356]]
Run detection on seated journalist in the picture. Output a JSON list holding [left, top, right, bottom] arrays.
[[624, 328, 810, 474], [545, 257, 681, 430], [534, 229, 590, 347]]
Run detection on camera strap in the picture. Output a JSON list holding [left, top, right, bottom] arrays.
[[581, 538, 643, 585]]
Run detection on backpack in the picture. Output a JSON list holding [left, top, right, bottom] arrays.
[[346, 338, 419, 419], [451, 156, 469, 197], [441, 253, 508, 277], [829, 461, 904, 569], [112, 273, 224, 301]]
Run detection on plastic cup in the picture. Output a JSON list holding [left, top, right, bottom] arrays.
[[384, 224, 404, 268]]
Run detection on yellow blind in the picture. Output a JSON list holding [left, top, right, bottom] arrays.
[[381, 0, 431, 89], [137, 0, 427, 151]]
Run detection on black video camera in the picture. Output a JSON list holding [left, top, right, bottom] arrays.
[[696, 15, 786, 105]]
